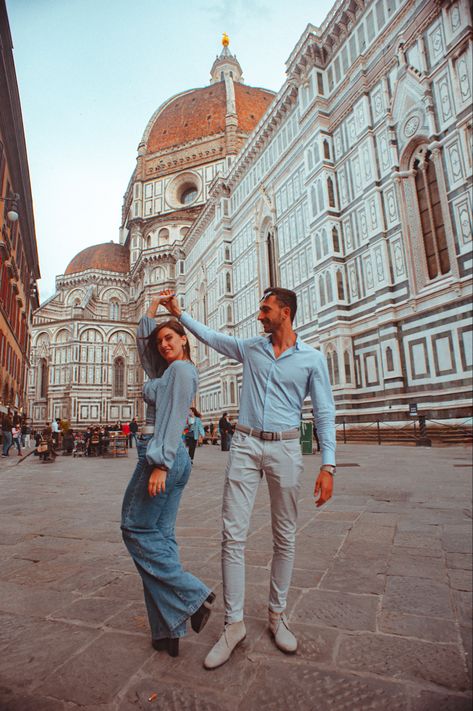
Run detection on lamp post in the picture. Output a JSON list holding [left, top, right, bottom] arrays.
[[0, 193, 20, 222]]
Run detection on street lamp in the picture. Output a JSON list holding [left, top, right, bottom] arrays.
[[0, 193, 20, 222]]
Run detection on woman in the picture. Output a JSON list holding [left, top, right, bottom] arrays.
[[12, 424, 22, 456], [121, 295, 215, 658], [187, 406, 205, 462]]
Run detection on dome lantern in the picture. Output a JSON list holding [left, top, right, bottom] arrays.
[[210, 34, 243, 84]]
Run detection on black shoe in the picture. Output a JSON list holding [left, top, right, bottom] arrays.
[[191, 592, 216, 634], [152, 637, 179, 657]]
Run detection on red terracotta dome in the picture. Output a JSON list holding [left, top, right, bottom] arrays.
[[146, 82, 275, 154], [65, 242, 129, 275]]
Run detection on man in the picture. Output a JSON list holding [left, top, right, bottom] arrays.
[[160, 287, 336, 669], [218, 412, 233, 451], [129, 417, 139, 448], [2, 412, 13, 457]]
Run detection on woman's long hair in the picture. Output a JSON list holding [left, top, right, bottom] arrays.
[[139, 319, 192, 377]]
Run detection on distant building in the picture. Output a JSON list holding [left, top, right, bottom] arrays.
[[0, 0, 40, 418], [29, 0, 472, 429]]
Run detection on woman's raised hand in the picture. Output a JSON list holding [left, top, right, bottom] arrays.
[[158, 290, 181, 318]]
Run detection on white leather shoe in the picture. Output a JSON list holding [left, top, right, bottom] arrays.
[[268, 610, 297, 653], [203, 620, 246, 669]]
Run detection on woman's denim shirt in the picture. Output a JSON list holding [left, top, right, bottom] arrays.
[[137, 316, 198, 471]]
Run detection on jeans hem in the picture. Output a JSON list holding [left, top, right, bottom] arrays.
[[169, 587, 212, 632]]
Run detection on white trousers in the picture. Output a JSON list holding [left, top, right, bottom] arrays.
[[221, 429, 303, 624]]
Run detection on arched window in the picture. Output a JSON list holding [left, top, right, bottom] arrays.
[[146, 235, 152, 248], [113, 357, 125, 398], [307, 149, 313, 171], [311, 185, 317, 215], [266, 230, 277, 287], [109, 301, 120, 320], [225, 272, 232, 293], [224, 245, 231, 261], [317, 180, 324, 210], [337, 270, 345, 300], [230, 382, 235, 402], [40, 358, 48, 399], [386, 346, 394, 371], [327, 177, 335, 208], [227, 304, 232, 322], [319, 277, 326, 306], [323, 140, 330, 159], [313, 142, 320, 164], [344, 350, 352, 382], [315, 234, 321, 261], [332, 227, 340, 252], [326, 272, 333, 302], [412, 146, 450, 279], [332, 349, 340, 384], [158, 228, 170, 244], [322, 228, 329, 255], [180, 226, 189, 239], [326, 350, 339, 384]]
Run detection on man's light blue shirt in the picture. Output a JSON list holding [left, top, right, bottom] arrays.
[[180, 312, 336, 465]]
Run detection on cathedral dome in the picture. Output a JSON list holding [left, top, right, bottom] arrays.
[[65, 242, 130, 275], [145, 82, 274, 154]]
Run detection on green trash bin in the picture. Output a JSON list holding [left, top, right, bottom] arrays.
[[300, 421, 313, 455]]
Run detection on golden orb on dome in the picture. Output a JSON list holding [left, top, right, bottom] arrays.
[[222, 32, 230, 47]]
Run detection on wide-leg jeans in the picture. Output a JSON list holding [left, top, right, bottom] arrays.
[[121, 436, 211, 640], [221, 429, 304, 624]]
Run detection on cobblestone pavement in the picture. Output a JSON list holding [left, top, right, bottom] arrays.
[[0, 442, 471, 711]]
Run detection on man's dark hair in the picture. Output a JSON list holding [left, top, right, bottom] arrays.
[[262, 287, 297, 322]]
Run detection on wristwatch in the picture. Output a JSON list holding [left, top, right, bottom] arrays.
[[320, 465, 336, 476]]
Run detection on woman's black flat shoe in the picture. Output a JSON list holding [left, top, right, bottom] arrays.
[[191, 592, 216, 633], [152, 637, 179, 657]]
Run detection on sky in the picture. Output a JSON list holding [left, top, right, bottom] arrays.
[[7, 0, 335, 302]]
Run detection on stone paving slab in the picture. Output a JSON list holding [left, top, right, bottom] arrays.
[[0, 443, 471, 710]]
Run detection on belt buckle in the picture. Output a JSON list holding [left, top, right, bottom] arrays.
[[260, 430, 274, 441]]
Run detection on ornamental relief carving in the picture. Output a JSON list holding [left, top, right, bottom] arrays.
[[435, 73, 454, 125], [449, 3, 461, 34], [427, 22, 445, 66], [446, 141, 464, 187], [455, 53, 472, 106]]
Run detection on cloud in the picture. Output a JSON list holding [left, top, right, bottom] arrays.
[[202, 0, 270, 28]]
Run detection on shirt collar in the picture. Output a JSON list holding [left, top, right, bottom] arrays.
[[264, 335, 302, 352]]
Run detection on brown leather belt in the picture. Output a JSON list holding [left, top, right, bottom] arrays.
[[235, 423, 299, 441]]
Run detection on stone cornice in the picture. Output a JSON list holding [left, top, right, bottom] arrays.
[[55, 269, 130, 290]]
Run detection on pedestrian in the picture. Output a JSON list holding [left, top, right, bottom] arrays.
[[129, 417, 139, 448], [159, 286, 336, 669], [51, 418, 59, 447], [84, 427, 92, 456], [209, 421, 216, 444], [121, 295, 215, 658], [187, 407, 205, 461], [311, 410, 321, 453], [218, 412, 233, 452], [12, 424, 22, 456], [122, 421, 130, 447], [39, 425, 57, 462], [1, 413, 13, 457], [62, 428, 74, 455]]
